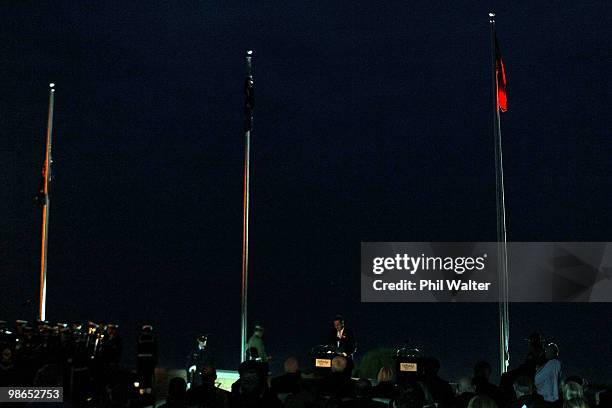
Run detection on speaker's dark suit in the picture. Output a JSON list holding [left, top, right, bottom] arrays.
[[328, 328, 356, 356]]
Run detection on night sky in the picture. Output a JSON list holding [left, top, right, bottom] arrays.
[[3, 1, 611, 383]]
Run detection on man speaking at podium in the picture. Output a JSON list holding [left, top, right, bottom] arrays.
[[328, 315, 356, 375]]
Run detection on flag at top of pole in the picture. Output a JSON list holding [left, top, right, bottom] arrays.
[[495, 37, 508, 112], [490, 13, 508, 113]]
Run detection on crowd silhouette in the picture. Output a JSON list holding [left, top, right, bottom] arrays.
[[1, 320, 610, 408]]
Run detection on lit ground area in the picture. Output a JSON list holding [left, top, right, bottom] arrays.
[[152, 367, 238, 402]]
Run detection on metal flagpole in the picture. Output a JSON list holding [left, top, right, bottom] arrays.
[[39, 83, 56, 322], [241, 50, 254, 362], [489, 13, 510, 375]]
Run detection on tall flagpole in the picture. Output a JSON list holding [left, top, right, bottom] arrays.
[[39, 83, 56, 322], [489, 13, 510, 374], [241, 50, 254, 362]]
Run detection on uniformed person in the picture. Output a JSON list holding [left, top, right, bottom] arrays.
[[246, 325, 270, 362], [186, 335, 212, 388]]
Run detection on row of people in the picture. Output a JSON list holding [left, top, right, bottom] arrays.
[[0, 319, 122, 388], [162, 353, 609, 408]]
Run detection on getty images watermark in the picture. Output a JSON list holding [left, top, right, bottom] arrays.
[[361, 242, 612, 302]]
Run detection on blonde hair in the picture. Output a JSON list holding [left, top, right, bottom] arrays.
[[563, 382, 584, 401], [564, 398, 589, 408], [377, 366, 394, 382]]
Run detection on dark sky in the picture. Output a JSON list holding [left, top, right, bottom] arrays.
[[2, 1, 611, 382]]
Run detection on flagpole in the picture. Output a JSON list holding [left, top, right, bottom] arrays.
[[241, 50, 254, 362], [489, 13, 510, 375], [39, 83, 56, 322]]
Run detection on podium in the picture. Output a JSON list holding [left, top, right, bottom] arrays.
[[310, 344, 340, 375], [395, 347, 424, 384]]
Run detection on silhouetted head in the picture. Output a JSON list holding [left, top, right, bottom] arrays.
[[395, 381, 425, 408], [238, 361, 266, 395], [355, 378, 372, 398], [202, 365, 217, 386], [33, 364, 62, 387], [168, 377, 187, 402], [284, 357, 299, 374], [527, 333, 543, 346], [545, 343, 559, 360], [423, 357, 441, 377], [473, 361, 491, 380], [468, 395, 498, 408], [1, 348, 12, 364], [331, 356, 347, 373], [513, 376, 534, 397]]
